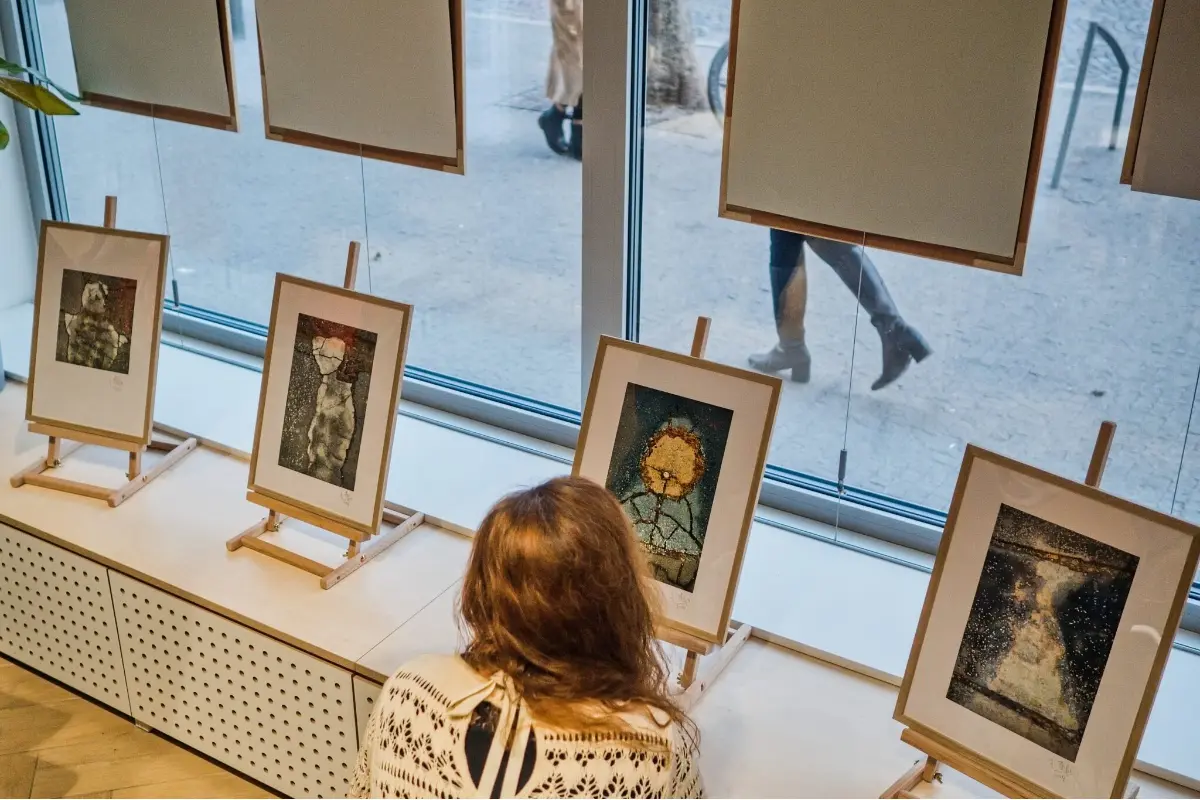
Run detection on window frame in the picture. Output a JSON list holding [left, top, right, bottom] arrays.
[[8, 0, 1198, 628]]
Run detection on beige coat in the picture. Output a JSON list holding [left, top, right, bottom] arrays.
[[546, 0, 583, 107]]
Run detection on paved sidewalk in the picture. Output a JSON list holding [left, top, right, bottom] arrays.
[[34, 0, 1200, 524]]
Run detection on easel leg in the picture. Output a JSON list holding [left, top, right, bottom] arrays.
[[678, 651, 699, 689], [881, 757, 940, 799], [127, 450, 142, 481], [46, 436, 61, 468]]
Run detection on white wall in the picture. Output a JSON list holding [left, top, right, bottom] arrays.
[[0, 38, 39, 310]]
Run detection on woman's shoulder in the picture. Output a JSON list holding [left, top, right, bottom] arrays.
[[380, 654, 481, 704]]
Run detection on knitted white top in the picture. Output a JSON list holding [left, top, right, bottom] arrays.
[[349, 654, 703, 798]]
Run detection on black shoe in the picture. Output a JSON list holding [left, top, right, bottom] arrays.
[[748, 342, 811, 383], [871, 321, 931, 391], [538, 106, 568, 155]]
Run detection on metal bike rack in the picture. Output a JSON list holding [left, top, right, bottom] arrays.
[[1051, 23, 1130, 189]]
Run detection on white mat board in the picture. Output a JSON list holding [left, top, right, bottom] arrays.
[[257, 0, 458, 161], [723, 0, 1058, 264], [1128, 0, 1200, 202], [64, 0, 233, 119]]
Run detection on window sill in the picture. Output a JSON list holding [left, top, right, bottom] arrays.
[[0, 301, 1197, 791]]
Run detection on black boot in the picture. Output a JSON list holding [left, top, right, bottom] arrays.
[[568, 99, 583, 161], [748, 339, 811, 383], [538, 105, 568, 155], [808, 238, 931, 391]]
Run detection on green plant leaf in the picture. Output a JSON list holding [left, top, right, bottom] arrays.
[[0, 77, 78, 115], [0, 58, 81, 102], [0, 120, 9, 150]]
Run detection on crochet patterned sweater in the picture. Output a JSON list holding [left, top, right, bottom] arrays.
[[349, 654, 703, 798]]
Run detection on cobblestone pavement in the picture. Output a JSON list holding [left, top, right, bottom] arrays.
[[33, 0, 1200, 526]]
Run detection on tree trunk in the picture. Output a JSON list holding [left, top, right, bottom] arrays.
[[646, 0, 708, 111]]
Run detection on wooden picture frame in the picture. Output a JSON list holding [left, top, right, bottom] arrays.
[[247, 273, 412, 540], [66, 0, 239, 132], [27, 220, 170, 448], [894, 445, 1200, 798], [718, 0, 1068, 274], [256, 0, 465, 174], [573, 335, 781, 644], [1120, 0, 1200, 201]]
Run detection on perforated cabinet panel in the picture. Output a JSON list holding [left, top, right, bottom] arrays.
[[353, 675, 381, 740], [109, 573, 357, 798], [0, 525, 130, 713]]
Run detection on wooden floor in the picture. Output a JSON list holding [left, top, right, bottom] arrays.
[[0, 657, 275, 799]]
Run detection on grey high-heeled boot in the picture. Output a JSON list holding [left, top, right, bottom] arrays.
[[807, 238, 931, 391]]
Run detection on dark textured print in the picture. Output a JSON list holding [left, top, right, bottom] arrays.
[[278, 313, 377, 492], [947, 504, 1138, 761], [55, 268, 137, 375], [604, 383, 734, 592]]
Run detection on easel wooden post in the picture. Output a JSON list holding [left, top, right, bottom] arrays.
[[11, 196, 199, 508], [882, 420, 1139, 799], [654, 316, 754, 711], [226, 241, 427, 589]]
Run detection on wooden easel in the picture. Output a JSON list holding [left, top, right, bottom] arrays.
[[882, 421, 1139, 800], [655, 316, 754, 711], [11, 196, 198, 508], [226, 242, 427, 589]]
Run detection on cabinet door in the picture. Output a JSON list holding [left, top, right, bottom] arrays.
[[109, 572, 357, 798], [353, 674, 382, 741], [0, 524, 130, 714]]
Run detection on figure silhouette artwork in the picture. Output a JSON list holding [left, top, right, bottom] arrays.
[[278, 313, 377, 492], [605, 384, 733, 592]]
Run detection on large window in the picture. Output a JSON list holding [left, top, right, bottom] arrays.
[[29, 0, 582, 409], [15, 0, 1200, 571], [635, 0, 1200, 535]]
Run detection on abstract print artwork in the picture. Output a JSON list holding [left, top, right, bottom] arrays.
[[605, 383, 734, 593], [278, 313, 377, 491], [55, 268, 137, 374], [948, 504, 1138, 761]]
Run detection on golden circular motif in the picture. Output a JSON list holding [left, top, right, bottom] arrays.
[[639, 425, 705, 499]]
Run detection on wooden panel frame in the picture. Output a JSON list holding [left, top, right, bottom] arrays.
[[257, 0, 466, 174], [573, 335, 782, 645], [893, 445, 1200, 799], [1120, 0, 1198, 200], [26, 220, 170, 448], [246, 273, 413, 539], [73, 0, 239, 132], [718, 0, 1069, 275]]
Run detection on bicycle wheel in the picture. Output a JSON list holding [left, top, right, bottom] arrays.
[[708, 41, 729, 123]]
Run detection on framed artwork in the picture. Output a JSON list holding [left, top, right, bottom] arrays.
[[27, 221, 170, 446], [257, 0, 464, 173], [573, 336, 781, 643], [719, 0, 1067, 273], [248, 274, 412, 537], [1121, 0, 1200, 201], [896, 445, 1200, 798], [64, 0, 238, 131]]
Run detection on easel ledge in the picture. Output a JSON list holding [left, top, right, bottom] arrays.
[[12, 197, 197, 508], [882, 421, 1139, 800]]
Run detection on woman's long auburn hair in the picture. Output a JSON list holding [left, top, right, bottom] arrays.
[[459, 476, 695, 742]]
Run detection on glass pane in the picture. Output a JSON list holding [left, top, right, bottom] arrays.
[[33, 0, 581, 409], [844, 1, 1200, 516], [635, 0, 856, 485], [1176, 391, 1200, 528]]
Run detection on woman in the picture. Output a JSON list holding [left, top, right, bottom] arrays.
[[749, 229, 931, 390], [350, 476, 702, 798], [538, 0, 583, 160]]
